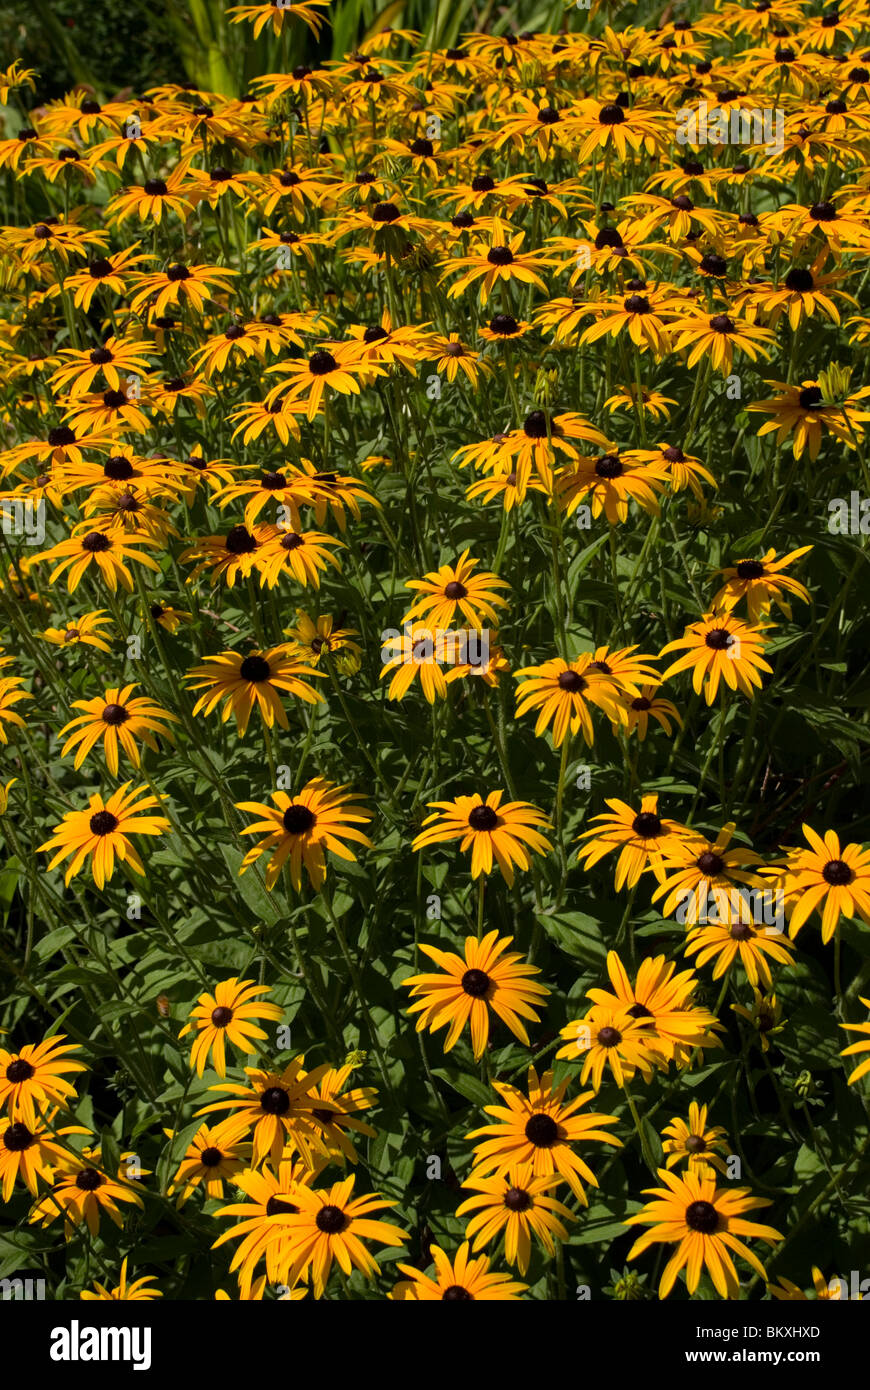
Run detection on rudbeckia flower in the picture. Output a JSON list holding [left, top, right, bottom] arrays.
[[34, 525, 161, 593], [710, 546, 812, 622], [168, 1120, 250, 1205], [625, 1167, 782, 1299], [660, 613, 773, 704], [58, 684, 179, 775], [412, 791, 551, 884], [772, 825, 870, 943], [402, 932, 549, 1059], [456, 1164, 573, 1273], [467, 1066, 621, 1204], [392, 1242, 527, 1300], [684, 916, 795, 989], [30, 1146, 145, 1237], [514, 653, 625, 747], [0, 1035, 85, 1128], [211, 1158, 319, 1298], [586, 952, 721, 1065], [0, 1109, 89, 1200], [576, 795, 689, 889], [40, 610, 113, 653], [179, 978, 284, 1077], [39, 784, 171, 889], [402, 548, 509, 629], [236, 779, 373, 890], [280, 1176, 407, 1298], [661, 1102, 730, 1176], [186, 646, 324, 736], [198, 1058, 333, 1168]]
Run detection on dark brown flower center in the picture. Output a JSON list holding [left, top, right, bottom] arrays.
[[524, 1112, 559, 1147], [557, 669, 586, 692], [3, 1122, 34, 1152], [691, 847, 725, 879], [595, 454, 623, 478], [597, 1026, 622, 1047], [101, 702, 129, 725], [75, 1167, 105, 1191], [461, 968, 490, 998], [442, 1284, 474, 1299], [504, 1186, 532, 1212], [5, 1058, 34, 1084], [632, 812, 663, 838], [468, 804, 498, 831], [685, 1134, 707, 1153], [89, 810, 119, 836], [685, 1199, 719, 1233], [239, 655, 271, 683], [705, 627, 736, 651], [200, 1147, 224, 1167], [308, 350, 338, 375], [225, 525, 258, 555], [487, 246, 514, 265], [823, 859, 853, 886], [444, 580, 467, 599], [211, 1005, 234, 1027], [282, 804, 316, 834], [316, 1204, 348, 1234], [260, 1086, 291, 1115]]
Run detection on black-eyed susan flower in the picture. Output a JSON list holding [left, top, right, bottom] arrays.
[[652, 824, 764, 924], [0, 1035, 85, 1128], [440, 223, 557, 306], [661, 1102, 730, 1176], [748, 376, 870, 460], [40, 610, 113, 653], [467, 1066, 621, 1204], [514, 653, 624, 747], [179, 978, 284, 1077], [773, 826, 870, 943], [557, 1007, 666, 1091], [621, 685, 682, 741], [280, 1176, 407, 1298], [660, 613, 772, 704], [80, 1257, 162, 1301], [412, 791, 551, 885], [34, 525, 161, 593], [403, 548, 509, 630], [39, 784, 170, 889], [625, 1167, 782, 1299], [211, 1158, 320, 1298], [58, 684, 178, 776], [30, 1146, 145, 1237], [197, 1058, 332, 1169], [671, 310, 775, 374], [0, 1110, 90, 1200], [711, 547, 812, 622], [307, 1063, 377, 1167], [236, 779, 373, 891], [456, 1165, 573, 1274], [402, 932, 549, 1060], [586, 952, 721, 1064], [684, 915, 795, 989], [167, 1120, 250, 1206], [283, 612, 361, 673], [379, 624, 451, 704], [392, 1241, 527, 1300], [186, 646, 323, 736], [731, 988, 784, 1053], [256, 526, 346, 589], [576, 795, 689, 889]]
